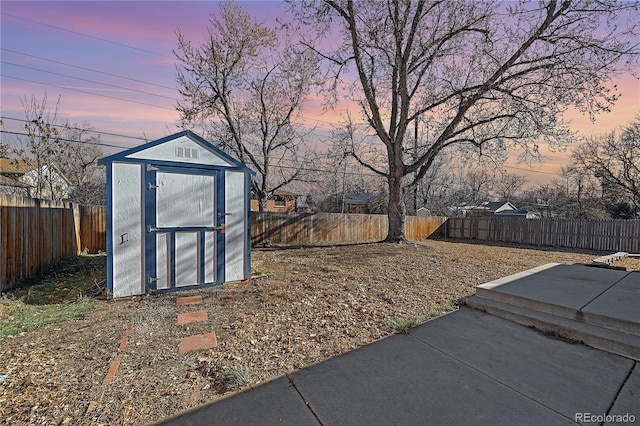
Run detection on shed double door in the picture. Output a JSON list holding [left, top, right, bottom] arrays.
[[144, 165, 225, 292]]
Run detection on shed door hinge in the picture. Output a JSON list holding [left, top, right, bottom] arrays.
[[147, 276, 158, 284]]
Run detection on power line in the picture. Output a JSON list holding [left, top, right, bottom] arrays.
[[1, 11, 171, 58], [2, 61, 177, 101], [0, 130, 131, 149], [503, 164, 558, 176], [1, 116, 151, 142], [1, 127, 563, 179], [1, 48, 177, 91], [2, 74, 176, 111]]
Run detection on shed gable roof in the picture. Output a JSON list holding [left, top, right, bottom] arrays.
[[99, 130, 254, 175]]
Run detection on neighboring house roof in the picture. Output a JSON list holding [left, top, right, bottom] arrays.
[[496, 209, 539, 219], [345, 194, 376, 205], [23, 165, 72, 185], [0, 174, 32, 188], [473, 201, 517, 212], [462, 201, 518, 213], [250, 189, 299, 199], [0, 159, 71, 182], [0, 158, 36, 174]]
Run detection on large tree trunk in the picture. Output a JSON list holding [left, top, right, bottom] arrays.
[[385, 173, 405, 242], [257, 191, 268, 212]]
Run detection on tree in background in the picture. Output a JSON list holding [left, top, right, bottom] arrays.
[[60, 124, 106, 205], [3, 93, 105, 203], [11, 93, 65, 200], [175, 1, 320, 211], [556, 164, 604, 219], [571, 116, 640, 217], [494, 172, 528, 202], [294, 0, 639, 241]]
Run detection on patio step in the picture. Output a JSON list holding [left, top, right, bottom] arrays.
[[474, 283, 640, 336], [466, 295, 640, 361]]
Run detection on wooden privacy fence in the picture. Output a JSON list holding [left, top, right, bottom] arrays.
[[447, 217, 640, 253], [0, 196, 106, 291], [251, 212, 448, 246]]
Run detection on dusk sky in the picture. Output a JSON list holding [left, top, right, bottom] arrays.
[[1, 1, 639, 184]]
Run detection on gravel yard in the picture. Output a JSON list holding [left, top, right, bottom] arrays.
[[1, 239, 636, 425]]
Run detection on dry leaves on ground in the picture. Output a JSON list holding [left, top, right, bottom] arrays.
[[1, 239, 635, 425]]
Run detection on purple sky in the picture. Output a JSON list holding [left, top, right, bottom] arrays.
[[1, 1, 639, 183], [1, 1, 297, 151]]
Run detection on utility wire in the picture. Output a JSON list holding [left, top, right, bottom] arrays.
[[2, 127, 559, 179], [2, 61, 177, 101], [1, 116, 152, 142], [1, 11, 171, 58], [0, 130, 131, 149], [503, 164, 557, 176], [1, 48, 177, 91], [3, 74, 176, 111]]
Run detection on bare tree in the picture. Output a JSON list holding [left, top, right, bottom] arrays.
[[293, 0, 639, 241], [175, 0, 320, 211], [571, 116, 640, 215], [10, 93, 65, 200], [495, 172, 528, 201], [5, 93, 105, 203], [60, 124, 106, 205], [556, 164, 604, 218]]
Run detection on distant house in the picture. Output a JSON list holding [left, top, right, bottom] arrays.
[[344, 194, 377, 214], [495, 209, 539, 219], [465, 201, 518, 217], [465, 200, 537, 218], [0, 159, 71, 199], [0, 158, 33, 196], [251, 189, 298, 212]]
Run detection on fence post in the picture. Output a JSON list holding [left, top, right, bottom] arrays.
[[72, 203, 82, 254]]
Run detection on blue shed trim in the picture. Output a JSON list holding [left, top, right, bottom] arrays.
[[216, 171, 226, 284], [105, 163, 114, 298], [144, 166, 157, 292]]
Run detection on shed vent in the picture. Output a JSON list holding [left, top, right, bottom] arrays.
[[175, 147, 199, 158]]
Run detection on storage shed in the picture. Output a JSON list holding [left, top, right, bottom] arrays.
[[99, 130, 254, 298]]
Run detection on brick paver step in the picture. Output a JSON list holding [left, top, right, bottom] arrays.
[[177, 310, 208, 325], [178, 332, 217, 354], [176, 295, 203, 306]]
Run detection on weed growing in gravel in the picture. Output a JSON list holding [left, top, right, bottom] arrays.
[[384, 317, 418, 333], [221, 365, 254, 389], [0, 296, 100, 337], [198, 359, 256, 392]]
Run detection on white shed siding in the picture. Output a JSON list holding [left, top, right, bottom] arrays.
[[225, 171, 246, 282], [175, 231, 199, 286], [111, 162, 144, 298], [156, 172, 215, 228], [127, 136, 233, 167], [156, 232, 170, 290]]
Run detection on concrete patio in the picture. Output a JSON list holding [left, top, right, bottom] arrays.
[[157, 263, 639, 426]]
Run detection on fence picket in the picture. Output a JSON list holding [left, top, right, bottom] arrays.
[[445, 217, 640, 253], [1, 196, 106, 291], [3, 193, 639, 292]]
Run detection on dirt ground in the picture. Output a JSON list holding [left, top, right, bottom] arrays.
[[1, 239, 638, 425]]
